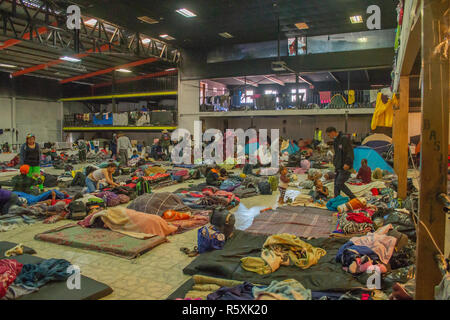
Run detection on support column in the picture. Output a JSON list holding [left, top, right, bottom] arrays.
[[177, 75, 200, 133], [11, 97, 16, 147], [393, 76, 409, 200], [415, 0, 449, 300]]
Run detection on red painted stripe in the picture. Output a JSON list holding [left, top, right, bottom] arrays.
[[0, 23, 57, 51], [92, 70, 177, 88], [59, 57, 158, 84], [12, 44, 112, 77]]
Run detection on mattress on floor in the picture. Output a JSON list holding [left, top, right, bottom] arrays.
[[182, 230, 370, 292], [0, 241, 112, 300], [35, 223, 167, 259], [245, 206, 333, 239]]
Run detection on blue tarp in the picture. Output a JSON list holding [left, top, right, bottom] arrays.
[[92, 113, 113, 125], [13, 190, 66, 205], [353, 146, 394, 173]]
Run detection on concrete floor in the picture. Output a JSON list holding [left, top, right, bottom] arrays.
[[0, 165, 448, 299], [0, 166, 281, 299]]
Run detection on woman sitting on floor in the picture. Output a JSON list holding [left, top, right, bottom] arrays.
[[85, 163, 120, 193]]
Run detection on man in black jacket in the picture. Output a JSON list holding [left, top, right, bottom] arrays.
[[326, 127, 356, 199]]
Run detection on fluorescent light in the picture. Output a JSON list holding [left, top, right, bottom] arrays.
[[294, 22, 309, 30], [60, 56, 81, 63], [219, 32, 233, 39], [165, 68, 176, 71], [350, 15, 363, 24], [0, 63, 17, 68], [358, 37, 368, 42], [159, 34, 175, 40], [142, 38, 151, 44], [176, 8, 197, 18], [116, 69, 132, 73], [84, 18, 97, 26]]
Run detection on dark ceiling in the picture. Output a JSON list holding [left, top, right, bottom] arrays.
[[70, 0, 398, 50]]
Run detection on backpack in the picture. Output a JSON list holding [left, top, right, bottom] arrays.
[[43, 173, 58, 187], [67, 201, 87, 220], [267, 176, 279, 192], [70, 172, 86, 187], [135, 178, 152, 196], [258, 181, 272, 195], [209, 207, 235, 239], [197, 226, 226, 254]]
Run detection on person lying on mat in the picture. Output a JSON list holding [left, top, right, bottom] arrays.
[[85, 163, 120, 193], [0, 188, 20, 215]]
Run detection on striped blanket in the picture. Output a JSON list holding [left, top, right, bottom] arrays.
[[245, 206, 333, 239]]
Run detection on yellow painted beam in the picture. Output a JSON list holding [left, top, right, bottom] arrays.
[[63, 126, 177, 131], [60, 91, 177, 102]]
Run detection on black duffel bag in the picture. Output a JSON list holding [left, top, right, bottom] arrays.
[[209, 207, 235, 239]]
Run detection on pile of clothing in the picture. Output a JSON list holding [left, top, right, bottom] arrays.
[[336, 224, 409, 275], [0, 258, 71, 300]]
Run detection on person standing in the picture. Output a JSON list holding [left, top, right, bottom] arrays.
[[313, 128, 322, 148], [116, 132, 132, 166], [110, 133, 118, 160], [19, 133, 43, 191], [160, 130, 171, 159], [326, 127, 356, 199], [78, 139, 87, 162]]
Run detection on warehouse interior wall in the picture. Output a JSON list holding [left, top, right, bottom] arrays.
[[202, 115, 373, 141]]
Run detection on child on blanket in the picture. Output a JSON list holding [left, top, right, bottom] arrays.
[[278, 166, 289, 205], [314, 179, 329, 201]]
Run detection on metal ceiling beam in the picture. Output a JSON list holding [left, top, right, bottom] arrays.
[[0, 0, 180, 64], [298, 75, 313, 86], [0, 22, 56, 50], [233, 77, 258, 87], [263, 75, 285, 86], [12, 43, 113, 77], [364, 70, 370, 82], [329, 72, 340, 84], [92, 69, 178, 89], [60, 57, 158, 84]]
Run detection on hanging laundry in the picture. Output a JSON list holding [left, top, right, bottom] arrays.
[[348, 90, 355, 105], [319, 91, 331, 104]]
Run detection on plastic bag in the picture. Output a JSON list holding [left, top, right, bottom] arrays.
[[234, 203, 266, 230]]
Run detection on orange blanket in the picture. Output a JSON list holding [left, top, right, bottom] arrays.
[[101, 207, 178, 239]]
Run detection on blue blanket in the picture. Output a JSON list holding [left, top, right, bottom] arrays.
[[13, 190, 66, 205], [326, 195, 349, 211], [14, 258, 72, 289]]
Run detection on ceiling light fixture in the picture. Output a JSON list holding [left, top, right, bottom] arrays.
[[294, 22, 309, 30], [219, 32, 234, 38], [0, 63, 17, 68], [60, 56, 81, 63], [142, 38, 151, 44], [84, 18, 97, 26], [116, 69, 132, 73], [159, 34, 175, 40], [176, 8, 197, 18], [358, 37, 368, 42], [350, 15, 363, 24], [165, 68, 177, 71]]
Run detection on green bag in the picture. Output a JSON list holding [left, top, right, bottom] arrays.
[[136, 178, 152, 196]]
